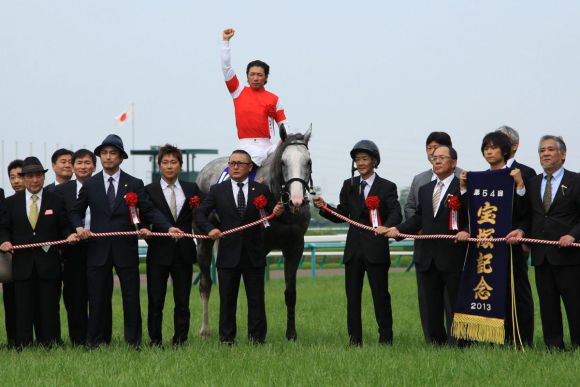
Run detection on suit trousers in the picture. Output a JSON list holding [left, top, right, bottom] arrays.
[[2, 282, 16, 347], [534, 261, 580, 349], [344, 253, 392, 345], [217, 250, 266, 344], [147, 249, 193, 345], [504, 247, 534, 346], [87, 256, 141, 347], [417, 262, 461, 345], [62, 246, 88, 345], [14, 269, 62, 347]]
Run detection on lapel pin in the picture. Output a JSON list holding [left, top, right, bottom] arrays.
[[561, 185, 567, 196]]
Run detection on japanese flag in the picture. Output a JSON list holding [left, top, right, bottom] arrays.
[[115, 106, 132, 125]]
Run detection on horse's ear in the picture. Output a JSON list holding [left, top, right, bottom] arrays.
[[280, 123, 287, 142], [304, 123, 312, 143]]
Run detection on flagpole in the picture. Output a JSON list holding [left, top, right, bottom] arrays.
[[131, 102, 135, 175]]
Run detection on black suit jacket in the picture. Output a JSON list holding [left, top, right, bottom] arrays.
[[512, 160, 537, 183], [144, 180, 202, 265], [0, 190, 71, 280], [397, 177, 468, 272], [320, 174, 402, 265], [70, 170, 171, 268], [525, 169, 580, 266], [44, 182, 56, 192], [55, 180, 89, 262], [195, 180, 276, 269]]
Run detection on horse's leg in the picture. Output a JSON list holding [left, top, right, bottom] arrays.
[[282, 241, 304, 341], [197, 238, 214, 338]]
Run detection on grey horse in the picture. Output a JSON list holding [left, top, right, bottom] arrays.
[[195, 125, 313, 340]]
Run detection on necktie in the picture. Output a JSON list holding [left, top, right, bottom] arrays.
[[543, 174, 552, 213], [168, 184, 178, 220], [360, 180, 367, 200], [432, 181, 444, 216], [107, 176, 116, 209], [29, 194, 39, 230], [237, 182, 246, 218]]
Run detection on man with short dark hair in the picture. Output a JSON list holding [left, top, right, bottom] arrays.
[[195, 150, 284, 344], [1, 160, 25, 347], [404, 131, 463, 343], [221, 28, 287, 167], [144, 144, 203, 347], [45, 148, 74, 191], [514, 135, 580, 349], [314, 140, 402, 346], [55, 149, 96, 345], [380, 146, 469, 345], [0, 157, 78, 348], [462, 131, 533, 345], [71, 135, 183, 349]]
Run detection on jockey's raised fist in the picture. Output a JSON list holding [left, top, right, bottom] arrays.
[[223, 28, 235, 41]]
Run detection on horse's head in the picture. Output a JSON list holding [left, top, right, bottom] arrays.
[[278, 125, 313, 211]]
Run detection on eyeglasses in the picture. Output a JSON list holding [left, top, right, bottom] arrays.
[[228, 161, 252, 168], [430, 155, 452, 162]]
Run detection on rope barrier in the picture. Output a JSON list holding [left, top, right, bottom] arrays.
[[8, 214, 276, 251], [320, 205, 580, 248]]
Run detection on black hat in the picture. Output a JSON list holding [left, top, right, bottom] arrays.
[[350, 140, 381, 167], [19, 157, 48, 176], [94, 134, 128, 159]]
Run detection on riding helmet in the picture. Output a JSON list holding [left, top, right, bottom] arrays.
[[350, 140, 380, 167]]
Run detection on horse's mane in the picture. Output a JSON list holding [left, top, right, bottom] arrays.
[[264, 133, 308, 199]]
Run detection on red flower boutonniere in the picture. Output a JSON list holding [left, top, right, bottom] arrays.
[[447, 195, 461, 230], [189, 195, 201, 209], [365, 196, 381, 228], [124, 192, 140, 230], [253, 195, 270, 228]]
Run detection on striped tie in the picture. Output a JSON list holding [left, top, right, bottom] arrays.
[[432, 181, 444, 216], [168, 184, 178, 220]]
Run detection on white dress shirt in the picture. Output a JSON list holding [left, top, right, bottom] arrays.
[[103, 169, 121, 196], [432, 174, 455, 216], [76, 180, 91, 229], [359, 173, 376, 199], [26, 188, 43, 218], [231, 178, 249, 206], [161, 178, 186, 216]]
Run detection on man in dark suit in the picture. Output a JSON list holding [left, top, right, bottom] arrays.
[[313, 140, 402, 346], [1, 160, 25, 348], [145, 144, 203, 347], [44, 148, 74, 191], [512, 135, 580, 350], [195, 150, 284, 344], [404, 131, 463, 343], [380, 146, 469, 345], [71, 135, 183, 349], [0, 157, 78, 348], [55, 149, 96, 345], [495, 126, 536, 346]]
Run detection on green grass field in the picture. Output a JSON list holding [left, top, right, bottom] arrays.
[[0, 272, 578, 386]]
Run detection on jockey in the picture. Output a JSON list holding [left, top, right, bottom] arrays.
[[221, 28, 287, 167]]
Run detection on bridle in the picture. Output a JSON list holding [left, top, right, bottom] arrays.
[[278, 140, 315, 207]]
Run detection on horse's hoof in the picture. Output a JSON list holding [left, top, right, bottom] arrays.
[[286, 329, 297, 341]]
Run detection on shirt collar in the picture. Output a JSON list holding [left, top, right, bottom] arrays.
[[231, 178, 249, 188], [103, 169, 121, 182], [506, 158, 515, 168], [161, 178, 181, 190], [436, 173, 455, 187], [543, 167, 564, 179], [360, 173, 376, 186], [27, 188, 43, 200]]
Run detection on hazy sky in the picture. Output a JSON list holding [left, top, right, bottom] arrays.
[[1, 1, 579, 202]]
